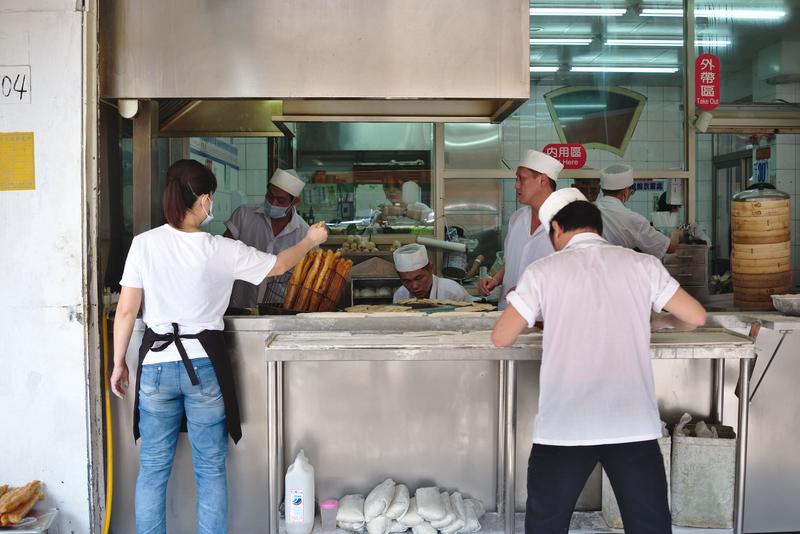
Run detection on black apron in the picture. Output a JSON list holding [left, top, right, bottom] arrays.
[[133, 323, 243, 443]]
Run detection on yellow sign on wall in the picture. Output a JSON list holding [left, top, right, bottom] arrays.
[[0, 132, 35, 191]]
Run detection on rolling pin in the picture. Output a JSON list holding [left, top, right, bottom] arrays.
[[416, 236, 466, 252]]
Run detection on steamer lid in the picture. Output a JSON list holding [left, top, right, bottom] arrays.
[[732, 182, 790, 202]]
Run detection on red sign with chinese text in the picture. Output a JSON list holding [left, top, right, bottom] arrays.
[[695, 53, 721, 111], [543, 143, 586, 169]]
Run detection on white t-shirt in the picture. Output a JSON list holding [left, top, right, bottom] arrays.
[[393, 275, 473, 303], [225, 204, 309, 307], [499, 206, 555, 309], [120, 224, 277, 363], [506, 233, 679, 446], [595, 196, 671, 259]]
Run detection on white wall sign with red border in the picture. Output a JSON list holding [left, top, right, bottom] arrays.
[[543, 143, 586, 169]]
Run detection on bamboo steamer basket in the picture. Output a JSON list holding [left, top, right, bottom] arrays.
[[731, 184, 791, 310], [732, 271, 792, 288], [732, 241, 790, 260], [731, 199, 789, 218]]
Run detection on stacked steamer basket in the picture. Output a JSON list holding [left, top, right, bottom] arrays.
[[731, 184, 792, 310]]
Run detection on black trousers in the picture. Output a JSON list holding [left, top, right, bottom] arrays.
[[525, 440, 671, 534]]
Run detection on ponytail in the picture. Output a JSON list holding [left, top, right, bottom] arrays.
[[162, 159, 218, 227]]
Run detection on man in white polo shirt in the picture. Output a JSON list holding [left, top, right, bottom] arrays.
[[595, 163, 678, 259], [479, 149, 563, 309], [225, 168, 310, 308], [492, 188, 706, 533], [392, 244, 472, 303]]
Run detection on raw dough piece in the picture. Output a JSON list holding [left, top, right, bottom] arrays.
[[345, 305, 412, 313], [398, 298, 472, 307]]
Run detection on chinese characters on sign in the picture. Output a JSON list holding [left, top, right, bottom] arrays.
[[633, 180, 664, 192], [0, 132, 36, 190], [543, 143, 586, 169], [695, 54, 720, 111]]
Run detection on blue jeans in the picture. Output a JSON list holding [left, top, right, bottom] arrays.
[[135, 358, 228, 534]]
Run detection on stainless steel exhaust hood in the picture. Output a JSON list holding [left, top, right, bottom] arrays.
[[100, 0, 529, 123]]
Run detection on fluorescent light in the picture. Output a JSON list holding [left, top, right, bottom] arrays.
[[607, 39, 682, 46], [530, 7, 627, 16], [530, 38, 593, 45], [571, 66, 679, 73], [640, 8, 683, 17], [529, 66, 560, 72], [640, 7, 786, 19], [606, 38, 731, 47], [696, 39, 732, 47], [697, 8, 785, 19], [553, 104, 607, 109]]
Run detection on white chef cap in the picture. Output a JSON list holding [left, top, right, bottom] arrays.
[[270, 168, 305, 197], [600, 164, 634, 190], [538, 187, 588, 231], [519, 149, 564, 180], [393, 243, 430, 272]]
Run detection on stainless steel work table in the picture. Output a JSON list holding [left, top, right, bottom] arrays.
[[265, 327, 755, 534]]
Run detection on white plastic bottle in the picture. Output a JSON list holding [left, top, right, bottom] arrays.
[[285, 450, 315, 534]]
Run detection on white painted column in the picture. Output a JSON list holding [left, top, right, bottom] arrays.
[[0, 1, 95, 532]]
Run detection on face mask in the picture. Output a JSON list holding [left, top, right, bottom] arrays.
[[201, 198, 214, 226], [266, 201, 289, 219]]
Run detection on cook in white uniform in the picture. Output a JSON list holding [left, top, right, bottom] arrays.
[[594, 164, 677, 259], [225, 168, 310, 307], [479, 149, 563, 309], [492, 188, 707, 533], [392, 244, 472, 303]]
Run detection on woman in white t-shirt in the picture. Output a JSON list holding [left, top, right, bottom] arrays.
[[109, 159, 327, 534]]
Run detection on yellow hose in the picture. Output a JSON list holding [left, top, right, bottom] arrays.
[[102, 311, 114, 534]]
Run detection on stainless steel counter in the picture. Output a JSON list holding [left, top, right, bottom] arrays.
[[264, 320, 755, 534], [110, 314, 759, 534]]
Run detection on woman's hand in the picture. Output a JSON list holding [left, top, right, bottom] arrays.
[[306, 221, 329, 246], [479, 277, 500, 296], [110, 362, 130, 399]]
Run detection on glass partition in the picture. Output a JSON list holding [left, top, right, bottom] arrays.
[[292, 122, 434, 237]]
